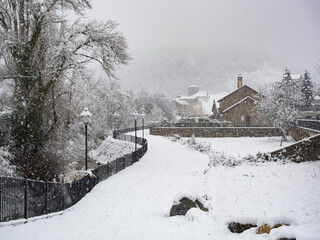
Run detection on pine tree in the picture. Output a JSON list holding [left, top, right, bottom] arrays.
[[301, 70, 315, 111], [282, 67, 292, 84]]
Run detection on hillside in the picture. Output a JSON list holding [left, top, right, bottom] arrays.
[[116, 47, 284, 97]]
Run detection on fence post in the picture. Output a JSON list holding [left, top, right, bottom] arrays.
[[0, 176, 2, 222], [44, 180, 48, 214], [24, 178, 28, 220], [61, 182, 65, 210], [97, 165, 100, 183], [107, 162, 110, 177]]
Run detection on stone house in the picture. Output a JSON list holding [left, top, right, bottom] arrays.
[[174, 85, 210, 117], [217, 76, 261, 127]]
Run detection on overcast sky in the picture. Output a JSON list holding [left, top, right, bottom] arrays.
[[85, 0, 320, 82]]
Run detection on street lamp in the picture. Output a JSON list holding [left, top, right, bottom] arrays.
[[133, 112, 139, 151], [80, 107, 92, 170], [113, 113, 119, 131], [141, 113, 146, 139]]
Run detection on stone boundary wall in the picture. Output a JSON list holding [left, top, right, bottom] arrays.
[[289, 125, 320, 141], [270, 133, 320, 162], [296, 119, 320, 131], [150, 127, 282, 138]]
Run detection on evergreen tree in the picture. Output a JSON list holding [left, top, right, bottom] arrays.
[[282, 67, 292, 84], [301, 70, 315, 111]]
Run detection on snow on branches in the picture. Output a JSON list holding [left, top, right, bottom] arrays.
[[257, 68, 304, 145], [0, 0, 131, 179]]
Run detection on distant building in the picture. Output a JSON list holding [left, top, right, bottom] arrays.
[[217, 75, 262, 127], [174, 85, 210, 117], [291, 74, 302, 81]]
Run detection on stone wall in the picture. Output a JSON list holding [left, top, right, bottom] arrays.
[[289, 125, 320, 141], [150, 127, 282, 138], [296, 119, 320, 131], [270, 133, 320, 162], [223, 98, 261, 127], [218, 85, 258, 110]]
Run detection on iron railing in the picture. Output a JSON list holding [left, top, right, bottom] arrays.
[[0, 128, 148, 222]]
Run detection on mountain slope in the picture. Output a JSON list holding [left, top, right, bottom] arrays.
[[117, 47, 283, 97]]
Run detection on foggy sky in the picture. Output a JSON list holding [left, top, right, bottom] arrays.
[[85, 0, 320, 83]]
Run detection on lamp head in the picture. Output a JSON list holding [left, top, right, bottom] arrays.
[[133, 112, 139, 120], [80, 107, 92, 125]]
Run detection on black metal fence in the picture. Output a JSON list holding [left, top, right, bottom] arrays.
[[0, 128, 148, 222]]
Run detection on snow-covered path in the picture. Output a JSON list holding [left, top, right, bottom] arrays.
[[1, 133, 320, 240], [0, 133, 210, 240]]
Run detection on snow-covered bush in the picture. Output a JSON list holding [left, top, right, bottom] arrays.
[[0, 147, 15, 176], [169, 136, 241, 167], [208, 154, 243, 168], [187, 135, 211, 153], [61, 162, 92, 183], [169, 136, 293, 168], [172, 117, 227, 127], [89, 136, 135, 164], [60, 136, 136, 182]]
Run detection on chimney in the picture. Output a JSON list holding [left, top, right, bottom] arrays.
[[237, 75, 243, 88], [188, 85, 199, 96]]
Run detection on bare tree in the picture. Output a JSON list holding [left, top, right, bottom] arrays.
[[256, 68, 304, 146]]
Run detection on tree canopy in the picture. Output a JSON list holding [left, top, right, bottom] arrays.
[[257, 68, 304, 145], [0, 0, 131, 179]]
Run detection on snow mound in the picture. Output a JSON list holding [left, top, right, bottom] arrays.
[[89, 136, 135, 164], [0, 148, 15, 176]]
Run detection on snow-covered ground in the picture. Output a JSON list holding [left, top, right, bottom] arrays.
[[0, 131, 319, 240], [190, 136, 296, 158]]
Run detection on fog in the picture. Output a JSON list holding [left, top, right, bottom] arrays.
[[86, 0, 320, 94]]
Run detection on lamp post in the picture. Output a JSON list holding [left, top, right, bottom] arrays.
[[141, 113, 146, 139], [133, 112, 139, 151], [80, 107, 92, 170], [113, 113, 119, 137]]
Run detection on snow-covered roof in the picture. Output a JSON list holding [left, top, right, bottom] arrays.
[[80, 108, 93, 117], [191, 91, 208, 98], [174, 92, 228, 115], [217, 85, 257, 102], [176, 91, 208, 100], [315, 95, 320, 100], [291, 74, 302, 80], [174, 99, 190, 106], [201, 93, 228, 115], [188, 85, 198, 88], [222, 96, 257, 113]]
